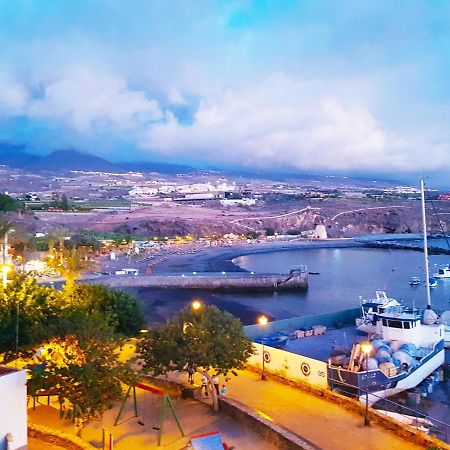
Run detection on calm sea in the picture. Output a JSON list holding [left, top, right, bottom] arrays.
[[136, 242, 450, 326]]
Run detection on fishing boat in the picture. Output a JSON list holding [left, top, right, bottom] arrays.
[[409, 277, 421, 286], [355, 291, 402, 335], [329, 180, 445, 404], [433, 265, 450, 279]]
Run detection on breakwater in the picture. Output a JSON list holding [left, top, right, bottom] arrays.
[[91, 268, 308, 291]]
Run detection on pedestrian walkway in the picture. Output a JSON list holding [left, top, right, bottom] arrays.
[[175, 369, 423, 450]]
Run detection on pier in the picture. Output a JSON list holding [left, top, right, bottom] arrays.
[[91, 268, 308, 291]]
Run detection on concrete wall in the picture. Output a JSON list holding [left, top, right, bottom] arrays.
[[248, 344, 328, 388], [218, 397, 319, 450], [245, 308, 360, 338], [0, 368, 27, 450]]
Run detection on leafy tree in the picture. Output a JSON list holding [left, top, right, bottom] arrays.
[[28, 327, 136, 436], [138, 305, 254, 410], [0, 275, 59, 355], [66, 284, 145, 336], [0, 194, 23, 212], [265, 227, 275, 236]]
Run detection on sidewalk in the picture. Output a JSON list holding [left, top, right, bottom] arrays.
[[174, 369, 423, 450]]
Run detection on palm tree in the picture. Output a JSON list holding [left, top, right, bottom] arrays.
[[49, 227, 71, 265], [47, 246, 99, 292], [0, 217, 15, 265]]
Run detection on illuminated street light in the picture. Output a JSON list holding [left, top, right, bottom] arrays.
[[192, 300, 202, 311], [257, 315, 269, 380], [2, 264, 11, 289], [360, 341, 373, 426]]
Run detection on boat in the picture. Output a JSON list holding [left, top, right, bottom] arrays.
[[409, 277, 421, 286], [433, 265, 450, 279], [428, 277, 438, 288], [254, 332, 289, 349], [355, 291, 402, 335], [329, 180, 445, 405]]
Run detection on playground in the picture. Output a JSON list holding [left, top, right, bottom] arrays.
[[28, 378, 277, 449]]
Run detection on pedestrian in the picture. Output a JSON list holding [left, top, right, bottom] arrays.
[[212, 375, 220, 395], [201, 374, 209, 397], [220, 385, 228, 397], [188, 367, 194, 384]]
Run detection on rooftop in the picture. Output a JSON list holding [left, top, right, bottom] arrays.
[[0, 365, 18, 377]]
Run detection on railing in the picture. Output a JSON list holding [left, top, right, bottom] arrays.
[[329, 378, 449, 443], [102, 428, 114, 450]]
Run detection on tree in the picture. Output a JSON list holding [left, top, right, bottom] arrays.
[[0, 194, 23, 212], [138, 305, 254, 410], [265, 227, 275, 236], [28, 325, 136, 436], [66, 284, 145, 336], [47, 246, 99, 292]]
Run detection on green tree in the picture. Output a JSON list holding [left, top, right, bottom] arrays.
[[138, 305, 254, 410], [265, 227, 275, 236], [66, 284, 145, 336], [28, 326, 136, 436], [0, 194, 22, 212]]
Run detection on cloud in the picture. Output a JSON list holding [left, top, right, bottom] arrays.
[[0, 73, 28, 115], [27, 67, 163, 132], [142, 73, 445, 173]]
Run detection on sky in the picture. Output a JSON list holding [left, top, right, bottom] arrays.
[[1, 0, 450, 184]]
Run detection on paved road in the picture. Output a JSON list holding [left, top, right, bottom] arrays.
[[177, 369, 423, 450]]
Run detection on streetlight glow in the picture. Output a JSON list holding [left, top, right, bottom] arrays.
[[192, 300, 202, 311], [258, 315, 268, 326], [360, 342, 373, 355]]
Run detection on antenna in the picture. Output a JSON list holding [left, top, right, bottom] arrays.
[[420, 179, 431, 309]]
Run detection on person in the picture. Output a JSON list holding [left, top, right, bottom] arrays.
[[220, 385, 228, 396], [188, 367, 194, 384], [201, 374, 209, 397], [212, 375, 220, 395]]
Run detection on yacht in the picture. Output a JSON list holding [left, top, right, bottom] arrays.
[[433, 265, 450, 279]]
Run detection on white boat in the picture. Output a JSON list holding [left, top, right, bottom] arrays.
[[409, 276, 421, 286], [355, 291, 401, 335], [428, 277, 438, 288], [433, 265, 450, 279], [329, 180, 445, 404]]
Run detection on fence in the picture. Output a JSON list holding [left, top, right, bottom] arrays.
[[329, 378, 449, 443]]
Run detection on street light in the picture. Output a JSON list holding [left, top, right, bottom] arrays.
[[2, 264, 11, 289], [360, 341, 373, 426], [257, 315, 269, 380], [192, 300, 202, 311]]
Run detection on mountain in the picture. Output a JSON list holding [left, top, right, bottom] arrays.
[[0, 146, 194, 174]]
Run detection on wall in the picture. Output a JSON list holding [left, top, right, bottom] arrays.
[[245, 308, 360, 338], [248, 343, 328, 388], [0, 368, 27, 450]]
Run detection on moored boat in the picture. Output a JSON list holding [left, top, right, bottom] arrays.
[[433, 265, 450, 279], [409, 276, 421, 286], [330, 180, 445, 405]]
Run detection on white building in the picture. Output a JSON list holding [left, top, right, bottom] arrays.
[[0, 367, 27, 450]]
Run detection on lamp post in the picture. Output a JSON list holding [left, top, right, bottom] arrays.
[[360, 342, 373, 426], [257, 315, 269, 380], [2, 264, 11, 289]]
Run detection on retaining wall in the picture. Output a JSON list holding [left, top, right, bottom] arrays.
[[245, 308, 360, 338], [28, 424, 95, 450], [218, 397, 320, 450]]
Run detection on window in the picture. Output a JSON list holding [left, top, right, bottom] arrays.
[[387, 320, 403, 328], [403, 322, 410, 329]]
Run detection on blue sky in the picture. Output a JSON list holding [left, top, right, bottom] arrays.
[[1, 0, 450, 183]]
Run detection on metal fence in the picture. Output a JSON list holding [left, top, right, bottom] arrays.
[[329, 379, 449, 443]]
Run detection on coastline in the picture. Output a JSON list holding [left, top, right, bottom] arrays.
[[150, 238, 361, 274]]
